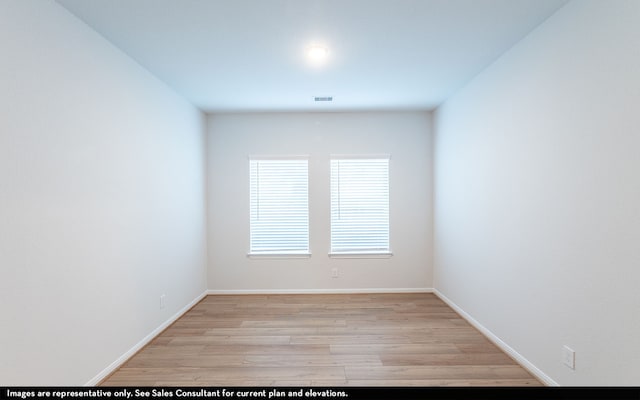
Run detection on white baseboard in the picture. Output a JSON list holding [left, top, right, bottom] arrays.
[[206, 288, 433, 295], [84, 291, 207, 386], [433, 289, 558, 386]]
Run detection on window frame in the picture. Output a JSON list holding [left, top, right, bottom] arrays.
[[329, 154, 392, 258], [247, 155, 311, 258]]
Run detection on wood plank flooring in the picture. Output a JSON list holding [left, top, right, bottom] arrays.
[[100, 293, 541, 386]]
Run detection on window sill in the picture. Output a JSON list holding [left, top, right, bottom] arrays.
[[328, 252, 393, 259], [247, 253, 311, 259]]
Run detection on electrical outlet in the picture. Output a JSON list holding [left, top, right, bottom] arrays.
[[160, 294, 166, 309], [331, 268, 339, 278], [562, 345, 575, 369]]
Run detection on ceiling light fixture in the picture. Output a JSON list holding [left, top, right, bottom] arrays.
[[306, 45, 329, 63]]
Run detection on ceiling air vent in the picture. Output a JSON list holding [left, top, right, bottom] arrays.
[[314, 96, 333, 102]]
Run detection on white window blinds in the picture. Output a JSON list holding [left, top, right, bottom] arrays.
[[330, 156, 390, 254], [249, 157, 309, 255]]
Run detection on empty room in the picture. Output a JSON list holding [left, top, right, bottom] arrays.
[[1, 0, 639, 389]]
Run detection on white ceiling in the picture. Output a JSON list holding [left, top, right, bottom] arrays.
[[56, 0, 568, 112]]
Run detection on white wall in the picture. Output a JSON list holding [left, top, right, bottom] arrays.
[[0, 1, 207, 385], [207, 112, 432, 292], [434, 0, 640, 386]]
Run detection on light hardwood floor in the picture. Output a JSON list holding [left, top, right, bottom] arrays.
[[100, 293, 542, 386]]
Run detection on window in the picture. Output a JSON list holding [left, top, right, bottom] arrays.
[[330, 155, 390, 255], [249, 157, 309, 256]]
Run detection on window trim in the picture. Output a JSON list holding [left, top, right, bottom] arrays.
[[329, 154, 391, 256], [248, 155, 310, 257], [328, 252, 393, 259], [247, 253, 312, 259]]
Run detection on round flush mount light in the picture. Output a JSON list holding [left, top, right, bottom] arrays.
[[306, 45, 329, 64]]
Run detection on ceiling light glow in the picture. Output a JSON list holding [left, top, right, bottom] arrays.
[[306, 45, 329, 63]]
